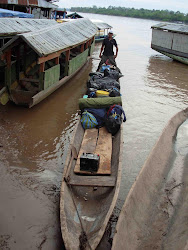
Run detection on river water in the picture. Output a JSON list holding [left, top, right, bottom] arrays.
[[0, 13, 187, 249]]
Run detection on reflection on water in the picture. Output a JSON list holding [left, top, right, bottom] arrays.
[[0, 61, 91, 249], [0, 12, 188, 249], [146, 55, 188, 105]]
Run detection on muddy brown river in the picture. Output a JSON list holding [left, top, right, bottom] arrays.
[[0, 13, 188, 249]]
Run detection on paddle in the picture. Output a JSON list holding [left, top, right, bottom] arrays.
[[64, 146, 78, 182]]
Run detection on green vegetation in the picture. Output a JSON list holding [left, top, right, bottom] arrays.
[[70, 6, 188, 23]]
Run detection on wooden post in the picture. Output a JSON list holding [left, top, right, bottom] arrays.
[[80, 44, 84, 53], [85, 41, 89, 49], [55, 56, 59, 65], [65, 50, 70, 76], [16, 47, 20, 80], [39, 62, 45, 90], [66, 50, 70, 62], [88, 39, 92, 46], [6, 49, 12, 89]]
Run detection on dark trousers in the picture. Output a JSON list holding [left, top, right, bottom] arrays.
[[97, 55, 117, 71]]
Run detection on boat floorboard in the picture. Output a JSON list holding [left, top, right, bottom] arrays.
[[74, 127, 112, 175]]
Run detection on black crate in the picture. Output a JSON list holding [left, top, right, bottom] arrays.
[[80, 153, 100, 173]]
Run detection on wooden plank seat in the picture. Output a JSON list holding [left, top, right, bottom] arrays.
[[69, 175, 116, 187], [74, 127, 112, 175]]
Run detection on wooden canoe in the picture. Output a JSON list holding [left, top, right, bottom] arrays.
[[112, 107, 188, 250], [60, 119, 123, 250]]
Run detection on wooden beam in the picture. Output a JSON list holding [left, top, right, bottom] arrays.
[[69, 176, 116, 187], [55, 56, 59, 65], [66, 50, 70, 62], [39, 62, 45, 72], [80, 44, 84, 52], [38, 51, 62, 64], [85, 41, 89, 49], [6, 49, 11, 68], [88, 39, 92, 46]]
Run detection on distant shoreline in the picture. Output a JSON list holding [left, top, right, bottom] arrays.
[[70, 7, 188, 24]]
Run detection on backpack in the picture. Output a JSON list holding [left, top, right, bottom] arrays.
[[84, 108, 107, 127], [107, 105, 126, 122], [105, 114, 122, 135], [81, 111, 98, 129]]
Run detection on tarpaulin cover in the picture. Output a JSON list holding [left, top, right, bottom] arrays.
[[0, 8, 34, 18], [79, 96, 122, 110]]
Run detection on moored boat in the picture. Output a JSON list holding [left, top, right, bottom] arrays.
[[91, 20, 113, 43], [60, 65, 124, 249], [0, 18, 96, 107], [151, 23, 188, 65], [112, 108, 188, 250]]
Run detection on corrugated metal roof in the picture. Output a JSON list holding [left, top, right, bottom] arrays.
[[151, 23, 188, 35], [37, 0, 57, 9], [0, 18, 58, 36], [91, 19, 112, 30], [1, 18, 97, 56]]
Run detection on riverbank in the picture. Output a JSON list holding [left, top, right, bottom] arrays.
[[71, 7, 188, 23]]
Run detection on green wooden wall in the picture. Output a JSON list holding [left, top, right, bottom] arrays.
[[44, 64, 60, 90], [89, 40, 95, 56], [5, 61, 16, 89], [68, 48, 89, 76]]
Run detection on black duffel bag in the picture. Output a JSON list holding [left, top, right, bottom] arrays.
[[105, 114, 122, 135]]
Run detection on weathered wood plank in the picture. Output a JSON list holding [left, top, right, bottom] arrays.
[[74, 127, 112, 175], [69, 175, 116, 187], [74, 128, 98, 174], [95, 127, 112, 175]]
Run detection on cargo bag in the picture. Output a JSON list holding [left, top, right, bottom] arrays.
[[105, 114, 122, 135], [81, 111, 98, 129], [107, 104, 126, 122], [84, 108, 107, 127], [104, 69, 123, 80]]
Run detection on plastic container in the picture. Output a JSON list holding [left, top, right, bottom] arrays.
[[96, 90, 109, 97]]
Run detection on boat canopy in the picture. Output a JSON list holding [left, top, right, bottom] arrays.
[[0, 8, 34, 18], [151, 23, 188, 35], [0, 18, 97, 57], [91, 19, 112, 30], [0, 18, 57, 36], [66, 12, 83, 19]]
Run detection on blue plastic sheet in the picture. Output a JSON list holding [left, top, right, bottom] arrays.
[[0, 8, 34, 18]]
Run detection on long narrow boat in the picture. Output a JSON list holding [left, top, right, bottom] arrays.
[[0, 18, 96, 107], [60, 68, 124, 249], [151, 23, 188, 65], [112, 108, 188, 250]]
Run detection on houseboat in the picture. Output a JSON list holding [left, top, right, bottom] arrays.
[[151, 23, 188, 65], [0, 18, 97, 107], [0, 18, 57, 49], [91, 19, 113, 42], [0, 18, 58, 104]]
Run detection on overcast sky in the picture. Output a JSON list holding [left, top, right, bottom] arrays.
[[58, 0, 188, 13]]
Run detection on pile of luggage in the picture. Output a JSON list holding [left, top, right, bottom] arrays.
[[80, 65, 126, 135], [86, 67, 123, 98]]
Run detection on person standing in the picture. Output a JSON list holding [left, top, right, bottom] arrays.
[[97, 30, 118, 71]]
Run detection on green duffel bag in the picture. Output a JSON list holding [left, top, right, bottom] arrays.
[[79, 96, 122, 110]]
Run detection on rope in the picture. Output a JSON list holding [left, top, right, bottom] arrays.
[[67, 182, 92, 250]]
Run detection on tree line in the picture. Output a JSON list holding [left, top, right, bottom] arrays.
[[70, 6, 188, 23]]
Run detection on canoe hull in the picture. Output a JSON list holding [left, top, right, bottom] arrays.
[[60, 120, 123, 250], [112, 108, 188, 250]]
